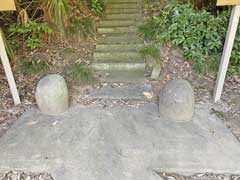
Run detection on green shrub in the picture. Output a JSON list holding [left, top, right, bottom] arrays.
[[8, 21, 52, 50], [67, 17, 96, 39], [87, 0, 105, 16], [17, 57, 49, 75], [139, 45, 162, 63], [67, 63, 95, 84], [139, 3, 240, 74]]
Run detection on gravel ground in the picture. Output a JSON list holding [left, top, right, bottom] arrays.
[[158, 172, 240, 180], [0, 171, 53, 180]]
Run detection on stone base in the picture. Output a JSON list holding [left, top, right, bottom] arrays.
[[0, 104, 240, 180]]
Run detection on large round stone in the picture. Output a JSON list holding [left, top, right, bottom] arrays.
[[35, 74, 69, 115], [159, 79, 195, 122]]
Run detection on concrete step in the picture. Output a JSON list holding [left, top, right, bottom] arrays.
[[99, 20, 135, 27], [85, 83, 152, 99], [94, 52, 142, 61], [91, 62, 145, 71], [104, 13, 140, 20], [96, 44, 143, 52], [100, 69, 146, 83], [98, 27, 137, 34], [106, 3, 141, 9], [97, 34, 142, 44], [105, 8, 140, 14]]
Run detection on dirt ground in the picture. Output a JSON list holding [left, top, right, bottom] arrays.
[[0, 40, 95, 137]]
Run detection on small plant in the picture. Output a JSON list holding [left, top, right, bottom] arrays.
[[67, 63, 95, 84], [67, 17, 96, 40], [8, 21, 52, 50], [42, 0, 70, 36], [17, 57, 49, 75], [140, 45, 161, 60], [87, 0, 104, 16], [92, 0, 103, 15]]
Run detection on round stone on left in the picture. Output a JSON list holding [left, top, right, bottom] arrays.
[[35, 74, 69, 115]]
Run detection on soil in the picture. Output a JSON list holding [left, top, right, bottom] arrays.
[[0, 40, 96, 137]]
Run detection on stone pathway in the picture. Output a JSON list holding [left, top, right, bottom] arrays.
[[1, 103, 240, 180], [91, 0, 145, 82]]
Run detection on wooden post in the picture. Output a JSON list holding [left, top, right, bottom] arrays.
[[0, 32, 21, 105], [214, 5, 240, 102]]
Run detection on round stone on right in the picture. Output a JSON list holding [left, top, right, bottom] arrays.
[[159, 79, 195, 122]]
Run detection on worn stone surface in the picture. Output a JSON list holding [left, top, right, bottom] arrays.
[[85, 83, 153, 100], [92, 0, 145, 82], [0, 103, 240, 180], [159, 79, 195, 122], [35, 74, 69, 115], [151, 63, 161, 80]]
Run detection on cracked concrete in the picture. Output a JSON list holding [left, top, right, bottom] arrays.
[[0, 103, 240, 180]]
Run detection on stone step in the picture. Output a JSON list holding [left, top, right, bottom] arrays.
[[105, 8, 140, 14], [97, 34, 142, 44], [99, 20, 135, 27], [85, 83, 152, 99], [106, 3, 141, 9], [104, 13, 140, 20], [94, 52, 142, 61], [91, 62, 145, 71], [96, 44, 143, 52], [99, 69, 146, 83], [98, 27, 137, 34]]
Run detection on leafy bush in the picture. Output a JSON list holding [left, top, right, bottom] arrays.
[[67, 17, 96, 40], [67, 63, 95, 84], [17, 57, 49, 75], [139, 3, 240, 74], [9, 21, 52, 50]]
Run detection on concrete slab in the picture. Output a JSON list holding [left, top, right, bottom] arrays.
[[0, 103, 240, 180], [85, 83, 153, 100]]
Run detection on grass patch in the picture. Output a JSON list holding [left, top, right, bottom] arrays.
[[67, 17, 96, 40], [139, 45, 161, 61], [67, 63, 95, 84], [17, 57, 49, 75]]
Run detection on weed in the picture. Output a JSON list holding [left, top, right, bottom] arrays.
[[87, 0, 105, 16], [42, 0, 70, 36], [67, 63, 95, 84], [17, 57, 49, 75], [67, 17, 96, 40], [140, 45, 161, 59]]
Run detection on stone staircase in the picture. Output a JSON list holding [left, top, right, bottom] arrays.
[[91, 0, 145, 82]]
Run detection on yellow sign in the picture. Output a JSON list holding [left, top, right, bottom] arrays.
[[0, 0, 16, 11], [217, 0, 240, 6]]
